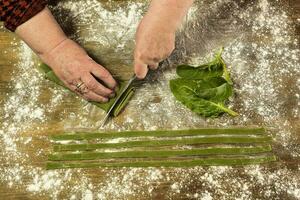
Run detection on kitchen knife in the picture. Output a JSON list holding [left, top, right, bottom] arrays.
[[100, 74, 137, 127]]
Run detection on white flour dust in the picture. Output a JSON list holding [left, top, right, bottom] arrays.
[[51, 0, 144, 50], [222, 0, 300, 156], [0, 0, 299, 199]]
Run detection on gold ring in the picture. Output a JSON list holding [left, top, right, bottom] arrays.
[[74, 81, 88, 95], [75, 82, 84, 89]]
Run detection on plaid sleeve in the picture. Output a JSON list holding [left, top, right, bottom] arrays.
[[0, 0, 48, 32]]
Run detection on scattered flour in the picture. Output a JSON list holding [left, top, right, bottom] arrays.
[[0, 0, 299, 199]]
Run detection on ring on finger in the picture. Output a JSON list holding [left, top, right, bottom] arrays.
[[74, 81, 89, 95], [75, 81, 84, 89], [75, 84, 89, 95]]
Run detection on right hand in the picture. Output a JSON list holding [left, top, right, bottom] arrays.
[[134, 13, 176, 79], [40, 39, 117, 103]]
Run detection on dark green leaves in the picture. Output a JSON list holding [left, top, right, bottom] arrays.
[[170, 48, 237, 117]]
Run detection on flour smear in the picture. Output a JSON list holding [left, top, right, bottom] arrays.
[[0, 0, 299, 199]]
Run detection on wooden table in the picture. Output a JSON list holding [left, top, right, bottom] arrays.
[[1, 0, 299, 199]]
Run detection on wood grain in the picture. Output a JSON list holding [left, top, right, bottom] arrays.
[[0, 0, 299, 199]]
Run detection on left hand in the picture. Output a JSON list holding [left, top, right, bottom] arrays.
[[134, 14, 176, 79]]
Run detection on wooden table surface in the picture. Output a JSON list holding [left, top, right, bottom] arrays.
[[0, 0, 300, 199]]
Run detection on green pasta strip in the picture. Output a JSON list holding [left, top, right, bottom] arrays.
[[49, 145, 272, 161], [46, 155, 277, 169], [53, 136, 272, 151], [50, 128, 267, 141], [111, 87, 135, 116]]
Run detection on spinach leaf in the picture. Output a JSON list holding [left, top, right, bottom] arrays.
[[170, 48, 237, 117], [170, 79, 237, 117], [176, 62, 223, 80], [176, 48, 225, 78], [194, 78, 233, 102]]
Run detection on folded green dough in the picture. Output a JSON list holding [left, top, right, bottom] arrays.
[[38, 64, 134, 117]]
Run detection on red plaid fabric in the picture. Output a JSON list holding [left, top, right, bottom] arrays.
[[0, 0, 47, 31]]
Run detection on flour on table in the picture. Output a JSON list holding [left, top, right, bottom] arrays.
[[0, 0, 299, 199]]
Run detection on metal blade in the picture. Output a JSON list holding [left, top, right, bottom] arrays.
[[100, 74, 137, 127]]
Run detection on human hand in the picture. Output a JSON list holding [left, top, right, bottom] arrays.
[[134, 14, 175, 79], [134, 0, 194, 79], [40, 39, 117, 102], [15, 8, 117, 103]]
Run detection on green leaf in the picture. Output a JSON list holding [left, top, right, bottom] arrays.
[[176, 48, 225, 80], [170, 48, 237, 117], [176, 62, 223, 80], [196, 82, 232, 102], [170, 78, 237, 117], [169, 77, 231, 101]]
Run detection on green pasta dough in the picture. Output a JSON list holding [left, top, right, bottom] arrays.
[[49, 145, 272, 161], [50, 127, 267, 141], [53, 136, 272, 151], [47, 128, 277, 169], [46, 155, 277, 169]]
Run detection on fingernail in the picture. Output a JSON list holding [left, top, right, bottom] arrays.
[[136, 74, 145, 80], [102, 98, 109, 103]]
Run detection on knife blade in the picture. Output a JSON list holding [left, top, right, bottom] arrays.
[[100, 74, 137, 127]]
